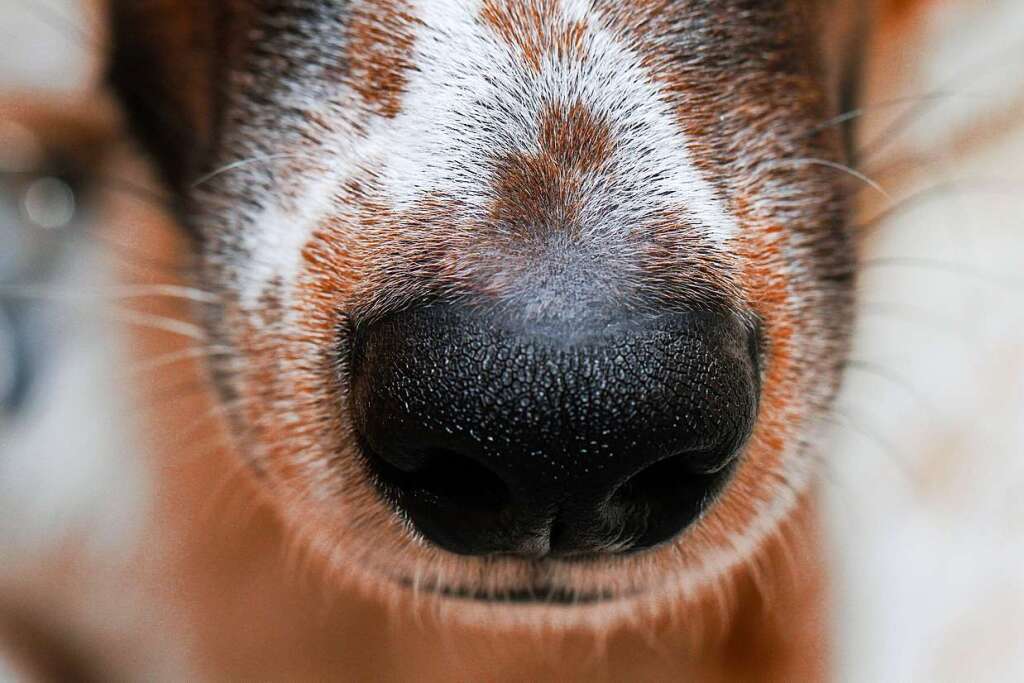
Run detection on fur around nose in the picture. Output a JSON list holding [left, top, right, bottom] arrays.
[[350, 304, 759, 558]]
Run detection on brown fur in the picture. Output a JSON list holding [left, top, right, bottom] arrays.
[[481, 0, 588, 72], [346, 0, 420, 119]]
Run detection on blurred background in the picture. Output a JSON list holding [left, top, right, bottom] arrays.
[[0, 0, 1022, 680]]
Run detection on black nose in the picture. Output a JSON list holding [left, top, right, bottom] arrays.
[[349, 305, 759, 558]]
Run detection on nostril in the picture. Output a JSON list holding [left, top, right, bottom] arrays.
[[608, 450, 736, 552], [363, 445, 511, 512], [360, 442, 514, 552]]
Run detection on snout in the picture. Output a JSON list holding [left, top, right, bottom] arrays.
[[349, 304, 759, 559]]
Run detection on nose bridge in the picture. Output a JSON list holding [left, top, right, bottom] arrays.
[[333, 1, 748, 320], [486, 98, 617, 242]]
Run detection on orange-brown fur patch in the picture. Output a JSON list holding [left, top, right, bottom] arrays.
[[596, 0, 831, 193], [345, 0, 419, 118], [490, 101, 613, 237], [481, 0, 587, 72]]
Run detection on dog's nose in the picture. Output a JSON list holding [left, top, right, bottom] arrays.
[[349, 304, 759, 558]]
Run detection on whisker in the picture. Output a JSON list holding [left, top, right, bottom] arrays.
[[853, 178, 1021, 238], [0, 284, 219, 304], [830, 406, 915, 486], [192, 152, 323, 189], [857, 36, 1024, 164], [132, 380, 209, 413], [857, 301, 970, 344], [808, 90, 991, 138], [844, 358, 941, 423], [106, 305, 207, 340], [75, 224, 190, 277], [0, 286, 209, 338], [102, 284, 219, 303], [159, 397, 255, 464], [126, 345, 233, 376], [196, 442, 256, 521], [94, 172, 173, 207], [771, 157, 890, 200], [859, 256, 1024, 290]]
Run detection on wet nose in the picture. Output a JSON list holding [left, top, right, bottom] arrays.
[[349, 304, 759, 558]]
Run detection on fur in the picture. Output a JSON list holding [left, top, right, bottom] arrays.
[[109, 0, 856, 623], [4, 0, 1021, 679]]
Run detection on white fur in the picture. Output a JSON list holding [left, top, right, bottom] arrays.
[[238, 0, 738, 306]]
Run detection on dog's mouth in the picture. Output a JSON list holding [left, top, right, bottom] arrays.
[[393, 574, 626, 605]]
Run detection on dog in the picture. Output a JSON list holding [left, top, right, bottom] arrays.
[[2, 0, 1022, 679]]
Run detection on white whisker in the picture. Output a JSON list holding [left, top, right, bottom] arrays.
[[809, 90, 990, 136], [854, 178, 1021, 237], [126, 345, 233, 376], [860, 256, 1024, 290], [857, 301, 969, 343], [192, 152, 323, 189], [845, 358, 941, 423], [106, 305, 207, 340], [0, 284, 219, 304], [773, 157, 891, 200]]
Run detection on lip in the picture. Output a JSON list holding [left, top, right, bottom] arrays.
[[385, 562, 654, 605], [393, 574, 627, 605]]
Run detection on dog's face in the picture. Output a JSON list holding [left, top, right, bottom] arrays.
[[112, 0, 856, 621]]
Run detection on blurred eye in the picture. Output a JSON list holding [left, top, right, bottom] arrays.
[[21, 175, 77, 230], [0, 122, 91, 419]]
